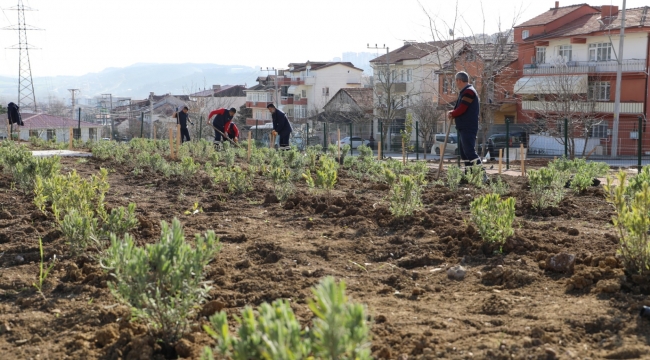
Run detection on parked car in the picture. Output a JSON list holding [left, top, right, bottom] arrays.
[[337, 136, 370, 149], [431, 133, 459, 155], [478, 132, 527, 156]]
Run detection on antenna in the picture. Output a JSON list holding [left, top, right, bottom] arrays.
[[2, 1, 42, 113]]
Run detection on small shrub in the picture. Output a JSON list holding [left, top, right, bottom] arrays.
[[489, 176, 510, 196], [528, 167, 568, 209], [201, 277, 370, 360], [464, 166, 484, 188], [343, 155, 356, 169], [627, 165, 650, 197], [103, 218, 220, 343], [180, 156, 200, 179], [303, 156, 338, 203], [570, 161, 609, 193], [384, 158, 404, 175], [60, 209, 99, 255], [605, 172, 650, 274], [270, 166, 294, 202], [340, 144, 351, 159], [357, 144, 373, 158], [470, 193, 515, 251], [327, 144, 339, 158], [223, 149, 236, 168], [389, 175, 422, 217], [33, 238, 56, 299], [226, 166, 254, 195], [446, 165, 463, 191], [102, 203, 139, 238], [383, 168, 397, 187], [407, 161, 429, 186]]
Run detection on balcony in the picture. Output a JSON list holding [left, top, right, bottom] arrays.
[[293, 97, 308, 105], [246, 118, 272, 126], [523, 59, 646, 75], [521, 101, 644, 114], [277, 77, 305, 86], [391, 82, 407, 93], [246, 101, 271, 108], [281, 96, 293, 105]]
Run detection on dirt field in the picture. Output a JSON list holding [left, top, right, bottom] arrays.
[[0, 154, 649, 360]]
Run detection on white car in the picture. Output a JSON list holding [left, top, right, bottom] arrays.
[[431, 133, 459, 155], [337, 136, 370, 149]]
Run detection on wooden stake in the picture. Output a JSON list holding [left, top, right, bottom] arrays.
[[498, 149, 503, 174], [176, 124, 181, 154], [378, 141, 382, 160], [402, 138, 406, 165], [520, 143, 525, 176], [154, 126, 157, 140], [247, 131, 252, 161], [337, 128, 341, 160], [169, 128, 174, 159], [69, 127, 73, 150]]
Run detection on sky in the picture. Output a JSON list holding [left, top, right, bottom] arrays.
[[0, 0, 648, 77]]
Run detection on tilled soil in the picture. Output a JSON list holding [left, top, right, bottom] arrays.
[[1, 156, 649, 360]]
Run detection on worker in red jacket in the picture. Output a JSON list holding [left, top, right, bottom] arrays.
[[226, 122, 240, 143], [208, 107, 237, 144]]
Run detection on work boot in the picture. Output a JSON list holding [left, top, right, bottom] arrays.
[[279, 145, 291, 151], [213, 141, 223, 151]]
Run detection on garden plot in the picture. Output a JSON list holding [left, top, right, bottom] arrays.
[[0, 138, 649, 360]]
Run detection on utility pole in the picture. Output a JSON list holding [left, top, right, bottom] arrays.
[[2, 1, 42, 113], [68, 89, 79, 119], [102, 94, 113, 139], [261, 67, 279, 110], [149, 92, 154, 139], [611, 0, 627, 157], [368, 43, 390, 154]]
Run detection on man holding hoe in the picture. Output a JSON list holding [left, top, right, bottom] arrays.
[[208, 107, 237, 148], [267, 103, 292, 150], [172, 106, 193, 143], [447, 71, 486, 181]]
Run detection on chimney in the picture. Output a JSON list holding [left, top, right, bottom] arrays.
[[555, 1, 559, 8], [601, 5, 619, 17], [212, 85, 221, 91]]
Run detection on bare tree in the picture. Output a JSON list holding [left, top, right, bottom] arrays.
[[419, 1, 522, 156], [410, 97, 445, 159], [523, 66, 605, 158], [45, 96, 68, 118]]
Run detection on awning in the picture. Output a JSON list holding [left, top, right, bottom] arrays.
[[514, 75, 588, 94], [287, 85, 298, 94]]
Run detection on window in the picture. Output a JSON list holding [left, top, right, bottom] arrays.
[[46, 129, 55, 141], [588, 82, 611, 101], [29, 130, 38, 138], [406, 69, 413, 82], [73, 128, 81, 140], [589, 43, 612, 61], [295, 105, 307, 118], [400, 70, 405, 82], [443, 78, 450, 94], [558, 45, 572, 62], [522, 30, 529, 39], [535, 47, 546, 64], [301, 90, 307, 98], [89, 128, 97, 140], [322, 87, 330, 96], [466, 52, 476, 61], [391, 70, 396, 82], [592, 123, 608, 138]]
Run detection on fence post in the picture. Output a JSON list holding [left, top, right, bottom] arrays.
[[169, 128, 174, 159], [306, 123, 309, 148], [506, 118, 510, 170], [639, 116, 643, 173], [176, 124, 181, 153], [564, 118, 569, 159], [69, 127, 73, 150], [349, 122, 353, 156], [199, 116, 203, 140], [248, 131, 252, 162], [78, 108, 82, 140], [379, 121, 383, 159], [415, 121, 419, 160], [140, 112, 144, 138]]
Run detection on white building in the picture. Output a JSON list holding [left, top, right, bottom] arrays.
[[16, 113, 104, 142]]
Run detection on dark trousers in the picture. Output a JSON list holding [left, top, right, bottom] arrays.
[[279, 131, 291, 147], [180, 126, 190, 143], [214, 127, 224, 142], [457, 129, 482, 167]]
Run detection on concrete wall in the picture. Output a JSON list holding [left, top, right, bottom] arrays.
[[20, 127, 101, 142]]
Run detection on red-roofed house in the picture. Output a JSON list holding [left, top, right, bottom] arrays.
[[17, 113, 104, 141], [514, 2, 650, 155]]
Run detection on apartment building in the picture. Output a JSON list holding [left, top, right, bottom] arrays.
[[278, 61, 364, 122], [244, 76, 276, 126], [513, 2, 650, 155]]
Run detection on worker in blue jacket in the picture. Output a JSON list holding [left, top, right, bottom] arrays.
[[267, 103, 292, 150]]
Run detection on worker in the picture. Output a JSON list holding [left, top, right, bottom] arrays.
[[267, 103, 292, 150], [226, 121, 240, 143], [172, 106, 193, 143], [208, 107, 237, 148], [447, 71, 486, 182]]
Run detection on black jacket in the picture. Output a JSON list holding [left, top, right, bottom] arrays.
[[210, 108, 233, 132], [175, 111, 189, 128], [272, 109, 292, 134], [7, 102, 23, 126]]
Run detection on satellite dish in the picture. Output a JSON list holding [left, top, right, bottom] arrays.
[[597, 18, 605, 26]]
